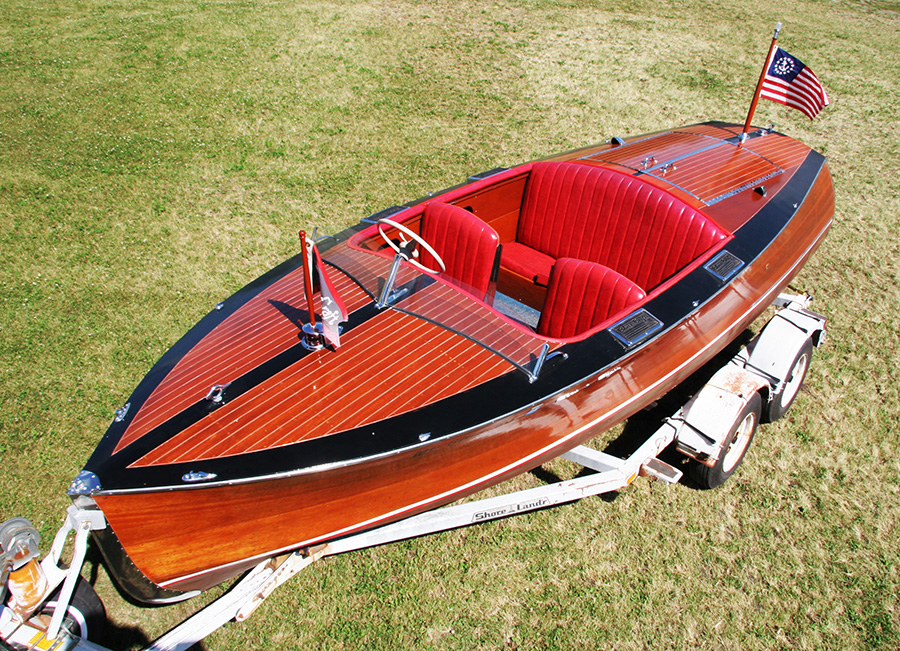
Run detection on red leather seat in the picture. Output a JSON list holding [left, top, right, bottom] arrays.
[[419, 202, 501, 299], [500, 241, 554, 287], [538, 258, 646, 339], [503, 161, 729, 291]]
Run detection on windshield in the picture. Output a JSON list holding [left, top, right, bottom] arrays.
[[322, 241, 552, 382]]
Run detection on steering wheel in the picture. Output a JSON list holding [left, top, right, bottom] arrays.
[[377, 218, 446, 274]]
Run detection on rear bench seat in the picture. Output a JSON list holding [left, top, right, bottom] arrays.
[[501, 161, 729, 292]]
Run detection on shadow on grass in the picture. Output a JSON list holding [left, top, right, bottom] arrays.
[[522, 332, 759, 509], [600, 328, 758, 491], [83, 542, 210, 651]]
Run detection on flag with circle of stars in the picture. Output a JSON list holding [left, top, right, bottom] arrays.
[[760, 47, 830, 119]]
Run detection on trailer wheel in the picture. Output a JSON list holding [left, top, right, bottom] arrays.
[[690, 392, 761, 489], [37, 577, 106, 642], [763, 338, 813, 423]]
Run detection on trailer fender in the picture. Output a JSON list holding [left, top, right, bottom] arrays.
[[744, 304, 827, 393], [674, 364, 769, 466]]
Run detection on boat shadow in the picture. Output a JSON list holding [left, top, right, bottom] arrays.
[[526, 330, 756, 504], [596, 328, 757, 491], [82, 542, 209, 651], [269, 299, 311, 335]]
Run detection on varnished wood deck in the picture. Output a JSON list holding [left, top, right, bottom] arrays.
[[114, 264, 370, 454], [582, 127, 812, 206], [132, 309, 509, 466]]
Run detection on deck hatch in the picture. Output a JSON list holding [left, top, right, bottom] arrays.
[[609, 309, 664, 347], [704, 250, 745, 282], [582, 131, 783, 206]]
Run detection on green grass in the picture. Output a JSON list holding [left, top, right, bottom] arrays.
[[2, 0, 899, 649]]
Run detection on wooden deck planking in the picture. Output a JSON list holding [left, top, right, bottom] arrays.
[[115, 265, 369, 453], [131, 311, 509, 466], [130, 311, 411, 464], [580, 127, 814, 207], [742, 134, 811, 169], [131, 315, 396, 464], [584, 131, 706, 170], [662, 145, 778, 203], [397, 281, 544, 365]]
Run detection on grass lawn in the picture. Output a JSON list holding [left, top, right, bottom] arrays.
[[1, 0, 898, 649]]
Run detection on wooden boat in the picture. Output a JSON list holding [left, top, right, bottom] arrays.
[[68, 121, 833, 604]]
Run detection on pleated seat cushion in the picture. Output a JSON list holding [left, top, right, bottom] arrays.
[[538, 258, 646, 339], [504, 161, 729, 291], [419, 202, 500, 298]]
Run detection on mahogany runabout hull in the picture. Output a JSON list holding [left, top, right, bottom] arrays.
[[72, 122, 833, 602]]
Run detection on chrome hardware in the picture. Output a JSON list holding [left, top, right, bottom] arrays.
[[114, 402, 130, 422], [301, 322, 326, 351], [467, 167, 508, 182], [640, 156, 657, 170], [640, 457, 683, 484], [0, 517, 41, 591], [610, 309, 663, 347], [376, 254, 406, 308], [300, 321, 343, 351], [704, 250, 745, 282], [205, 383, 231, 404], [525, 348, 567, 384], [215, 302, 224, 311], [0, 518, 40, 566], [384, 287, 409, 305], [182, 470, 218, 483], [418, 432, 431, 442], [527, 343, 552, 383], [67, 470, 101, 496], [660, 162, 676, 175]]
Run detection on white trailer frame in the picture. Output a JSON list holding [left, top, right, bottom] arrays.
[[0, 293, 826, 651]]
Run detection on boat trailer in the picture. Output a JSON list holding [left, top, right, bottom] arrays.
[[0, 294, 826, 651]]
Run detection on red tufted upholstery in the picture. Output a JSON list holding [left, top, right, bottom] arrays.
[[538, 258, 646, 339], [504, 161, 729, 291], [419, 202, 501, 299]]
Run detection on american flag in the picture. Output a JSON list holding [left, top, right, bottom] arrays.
[[760, 47, 830, 119]]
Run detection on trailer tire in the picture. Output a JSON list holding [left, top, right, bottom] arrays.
[[763, 338, 813, 423], [38, 577, 106, 642], [690, 392, 761, 489]]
